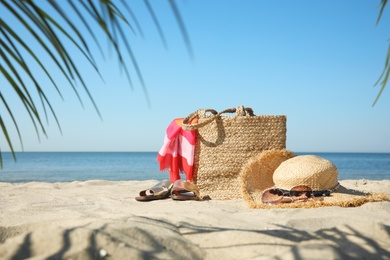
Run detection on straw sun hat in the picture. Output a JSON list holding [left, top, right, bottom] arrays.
[[240, 150, 389, 209]]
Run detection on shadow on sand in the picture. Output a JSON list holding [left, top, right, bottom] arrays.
[[4, 215, 390, 259]]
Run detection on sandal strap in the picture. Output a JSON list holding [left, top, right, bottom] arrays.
[[139, 179, 173, 197], [172, 180, 201, 199]]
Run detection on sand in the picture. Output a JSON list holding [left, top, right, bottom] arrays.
[[0, 179, 389, 259]]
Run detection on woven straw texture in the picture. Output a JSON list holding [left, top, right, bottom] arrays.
[[240, 149, 295, 204], [240, 153, 389, 208], [183, 106, 286, 200], [245, 186, 389, 209], [273, 155, 339, 190]]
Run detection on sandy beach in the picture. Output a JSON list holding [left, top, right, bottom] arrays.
[[0, 179, 389, 259]]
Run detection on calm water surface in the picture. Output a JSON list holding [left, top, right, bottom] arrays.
[[0, 152, 389, 182]]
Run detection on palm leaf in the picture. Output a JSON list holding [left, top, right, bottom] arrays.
[[144, 0, 168, 49], [374, 0, 389, 106], [373, 44, 390, 106], [0, 93, 24, 152], [169, 0, 194, 60], [1, 31, 63, 133], [1, 3, 85, 105], [120, 0, 144, 38], [0, 0, 193, 168], [376, 0, 388, 25]]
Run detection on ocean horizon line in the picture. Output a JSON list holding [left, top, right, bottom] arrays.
[[2, 151, 390, 154], [0, 152, 388, 182]]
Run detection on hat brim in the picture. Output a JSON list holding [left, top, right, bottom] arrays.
[[240, 149, 295, 206], [240, 150, 389, 209], [246, 184, 389, 209]]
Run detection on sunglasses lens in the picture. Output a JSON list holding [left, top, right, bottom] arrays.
[[262, 188, 284, 205], [290, 186, 312, 200]]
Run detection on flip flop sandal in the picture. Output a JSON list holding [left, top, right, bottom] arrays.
[[135, 179, 173, 201], [171, 180, 201, 201]]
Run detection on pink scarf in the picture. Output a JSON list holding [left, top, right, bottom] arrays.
[[157, 118, 197, 182]]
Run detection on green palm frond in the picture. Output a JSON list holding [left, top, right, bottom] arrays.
[[0, 0, 192, 168], [374, 0, 389, 106], [374, 43, 390, 106]]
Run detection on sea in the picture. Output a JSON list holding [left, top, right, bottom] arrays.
[[0, 152, 389, 183]]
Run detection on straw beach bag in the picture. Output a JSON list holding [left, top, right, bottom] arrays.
[[182, 105, 287, 200]]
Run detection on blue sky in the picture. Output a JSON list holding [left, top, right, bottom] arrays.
[[1, 0, 389, 153]]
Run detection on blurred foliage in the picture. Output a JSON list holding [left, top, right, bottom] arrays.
[[0, 0, 191, 167], [374, 0, 389, 106], [0, 0, 387, 168]]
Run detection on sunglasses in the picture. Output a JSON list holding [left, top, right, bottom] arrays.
[[261, 185, 332, 205]]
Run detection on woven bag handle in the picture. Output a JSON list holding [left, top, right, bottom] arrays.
[[182, 106, 254, 130], [182, 109, 218, 130], [219, 106, 255, 116]]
